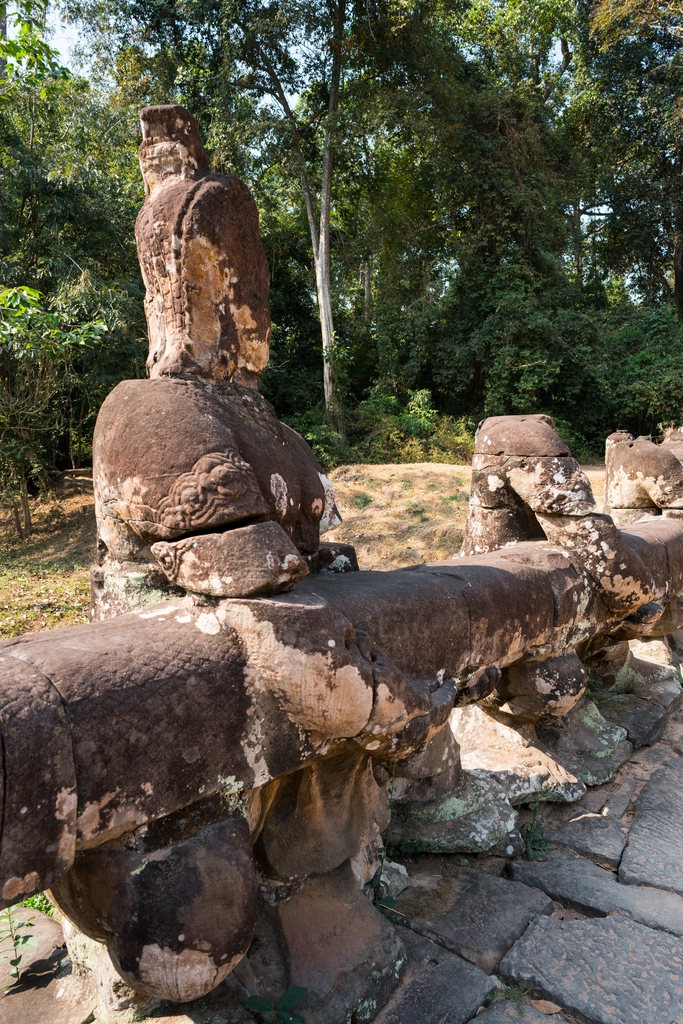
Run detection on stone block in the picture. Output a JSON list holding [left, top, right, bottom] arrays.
[[317, 541, 359, 573], [592, 690, 668, 748], [389, 770, 518, 855], [500, 913, 683, 1024], [545, 812, 628, 868], [537, 697, 633, 787], [451, 704, 586, 804], [512, 849, 683, 936], [466, 1000, 555, 1023], [372, 927, 496, 1024], [151, 521, 309, 597], [238, 861, 404, 1024], [620, 754, 683, 895], [394, 868, 553, 974]]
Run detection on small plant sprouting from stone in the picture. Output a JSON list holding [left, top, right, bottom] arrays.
[[505, 982, 528, 1017], [520, 796, 554, 862], [486, 981, 528, 1017], [398, 840, 428, 855], [0, 907, 38, 988], [246, 986, 308, 1023], [370, 847, 401, 918]]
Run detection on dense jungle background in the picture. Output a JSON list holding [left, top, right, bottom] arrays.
[[2, 0, 683, 523]]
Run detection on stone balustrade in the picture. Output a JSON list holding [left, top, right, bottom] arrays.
[[1, 103, 682, 1024]]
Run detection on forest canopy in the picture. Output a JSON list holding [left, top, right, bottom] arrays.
[[2, 0, 683, 502]]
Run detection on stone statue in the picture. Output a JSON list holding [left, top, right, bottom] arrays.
[[605, 429, 683, 526], [92, 105, 348, 620], [461, 413, 658, 617]]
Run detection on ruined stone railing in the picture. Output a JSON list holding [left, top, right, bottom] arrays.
[[1, 510, 682, 1017]]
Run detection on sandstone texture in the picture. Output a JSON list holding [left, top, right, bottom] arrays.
[[372, 927, 495, 1024], [393, 867, 553, 974], [500, 913, 683, 1024], [136, 105, 270, 385], [619, 754, 683, 894], [512, 849, 683, 936]]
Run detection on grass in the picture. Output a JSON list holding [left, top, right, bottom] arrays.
[[0, 487, 94, 641], [0, 464, 607, 640]]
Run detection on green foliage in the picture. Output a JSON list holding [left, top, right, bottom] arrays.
[[246, 986, 308, 1024], [0, 0, 681, 478], [0, 907, 38, 987], [18, 892, 55, 917], [0, 1, 70, 105], [520, 797, 555, 862], [0, 286, 109, 533]]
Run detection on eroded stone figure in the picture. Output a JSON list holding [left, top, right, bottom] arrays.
[[605, 429, 683, 527], [461, 413, 657, 617], [92, 105, 351, 619]]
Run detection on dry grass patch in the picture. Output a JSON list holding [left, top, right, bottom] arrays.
[[0, 462, 606, 638], [326, 463, 473, 570], [0, 487, 94, 640]]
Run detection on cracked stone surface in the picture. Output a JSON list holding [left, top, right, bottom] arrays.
[[372, 927, 495, 1024], [393, 868, 553, 974], [592, 690, 669, 748], [500, 913, 683, 1024], [537, 697, 634, 787], [619, 754, 683, 895], [545, 809, 628, 867], [466, 1001, 555, 1024], [450, 705, 586, 805], [511, 849, 683, 936]]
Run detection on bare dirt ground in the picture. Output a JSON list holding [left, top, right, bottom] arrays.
[[0, 463, 606, 641]]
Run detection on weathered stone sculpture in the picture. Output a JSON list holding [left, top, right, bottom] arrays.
[[3, 104, 683, 1024], [92, 105, 343, 620], [605, 429, 683, 526], [136, 104, 270, 385], [462, 413, 658, 617]]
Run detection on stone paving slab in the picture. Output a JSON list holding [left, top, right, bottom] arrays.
[[545, 810, 627, 867], [466, 1001, 556, 1024], [372, 927, 495, 1024], [592, 691, 669, 748], [511, 849, 683, 936], [393, 868, 553, 974], [500, 913, 683, 1024], [619, 754, 683, 894]]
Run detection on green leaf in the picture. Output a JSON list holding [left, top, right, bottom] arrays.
[[277, 1012, 305, 1024], [246, 995, 274, 1012], [276, 987, 308, 1011]]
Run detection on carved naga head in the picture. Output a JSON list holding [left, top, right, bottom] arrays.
[[138, 104, 210, 196]]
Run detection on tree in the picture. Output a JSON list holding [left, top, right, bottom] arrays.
[[63, 0, 357, 432], [0, 286, 106, 536], [589, 0, 683, 314]]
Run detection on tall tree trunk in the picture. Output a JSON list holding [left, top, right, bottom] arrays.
[[314, 0, 345, 434], [257, 2, 346, 435], [0, 2, 6, 76], [20, 477, 32, 537], [11, 502, 25, 541], [360, 264, 371, 319]]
